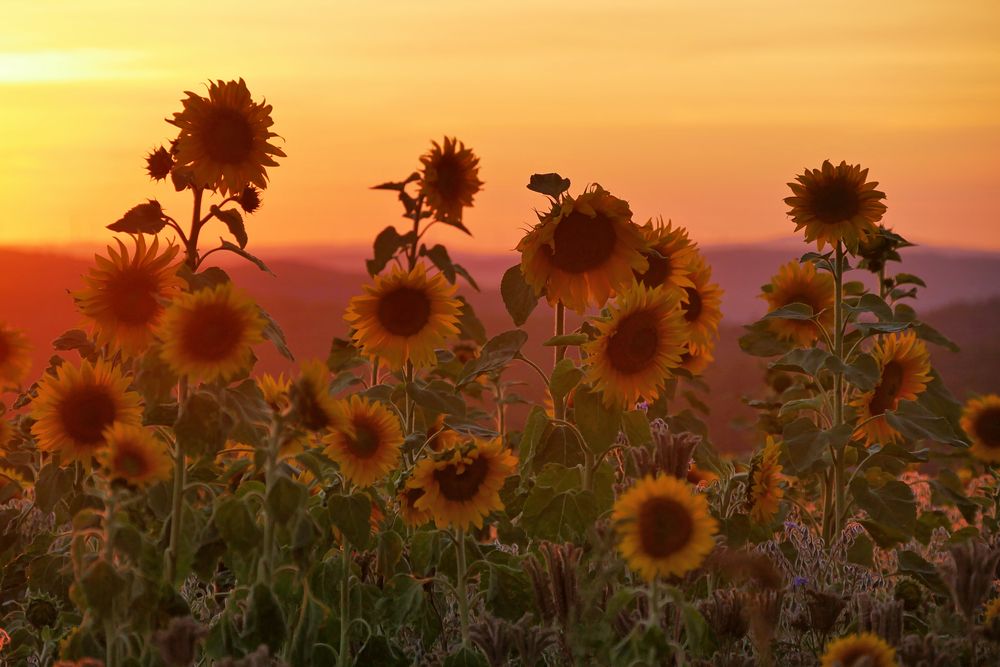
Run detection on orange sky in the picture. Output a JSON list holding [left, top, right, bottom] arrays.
[[1, 1, 999, 253]]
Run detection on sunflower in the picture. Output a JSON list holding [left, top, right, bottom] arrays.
[[0, 466, 30, 501], [634, 218, 700, 291], [169, 78, 284, 195], [613, 474, 717, 580], [747, 437, 784, 524], [678, 342, 714, 376], [962, 394, 1000, 463], [686, 465, 719, 488], [985, 597, 1000, 624], [679, 257, 723, 353], [398, 484, 434, 528], [419, 137, 483, 226], [257, 373, 290, 412], [762, 260, 834, 346], [785, 160, 887, 251], [345, 262, 462, 370], [427, 414, 464, 452], [584, 284, 687, 408], [31, 360, 143, 465], [158, 282, 265, 383], [0, 324, 32, 387], [76, 236, 183, 355], [100, 424, 171, 487], [324, 395, 403, 487], [851, 332, 932, 445], [517, 184, 648, 313], [289, 361, 340, 433], [410, 438, 517, 530], [820, 632, 896, 667]]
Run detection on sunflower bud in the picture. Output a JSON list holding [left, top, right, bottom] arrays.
[[650, 419, 700, 479], [893, 577, 923, 612], [25, 594, 59, 629], [146, 145, 173, 180], [238, 185, 262, 214]]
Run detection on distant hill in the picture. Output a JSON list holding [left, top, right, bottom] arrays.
[[2, 244, 998, 452]]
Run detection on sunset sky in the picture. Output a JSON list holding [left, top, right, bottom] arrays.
[[2, 0, 999, 253]]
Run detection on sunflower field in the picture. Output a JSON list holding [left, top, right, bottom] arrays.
[[2, 80, 1000, 667]]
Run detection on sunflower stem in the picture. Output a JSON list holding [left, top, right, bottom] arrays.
[[258, 418, 280, 584], [456, 527, 471, 646], [832, 241, 846, 541], [338, 538, 352, 667], [165, 376, 188, 585], [553, 302, 567, 421], [648, 577, 660, 628]]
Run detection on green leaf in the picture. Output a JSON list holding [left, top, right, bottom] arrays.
[[328, 493, 372, 549], [267, 475, 305, 524], [516, 406, 549, 476], [421, 243, 457, 283], [896, 550, 948, 595], [893, 272, 926, 288], [780, 419, 851, 475], [457, 330, 528, 386], [174, 391, 233, 458], [762, 302, 815, 321], [885, 400, 966, 446], [549, 358, 583, 401], [621, 411, 653, 447], [843, 353, 880, 392], [542, 333, 589, 346], [845, 293, 893, 321], [80, 559, 123, 618], [526, 172, 571, 198], [846, 533, 874, 567], [456, 296, 487, 344], [443, 647, 489, 667], [212, 206, 247, 247], [854, 321, 912, 336], [573, 386, 623, 457], [107, 200, 167, 234], [327, 337, 364, 373], [260, 306, 294, 361], [851, 477, 916, 547], [738, 321, 793, 358], [367, 226, 416, 276], [500, 265, 539, 326], [35, 463, 72, 513], [406, 380, 466, 417], [214, 497, 262, 552], [219, 240, 273, 274], [520, 486, 598, 541], [245, 583, 287, 652]]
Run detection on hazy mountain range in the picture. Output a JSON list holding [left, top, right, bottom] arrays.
[[3, 242, 998, 451]]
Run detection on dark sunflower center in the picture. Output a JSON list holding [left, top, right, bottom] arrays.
[[345, 420, 381, 459], [113, 446, 149, 478], [405, 487, 425, 507], [637, 496, 693, 558], [376, 287, 432, 337], [60, 385, 117, 445], [868, 361, 905, 416], [433, 455, 490, 502], [809, 177, 861, 225], [546, 210, 617, 274], [181, 302, 246, 362], [836, 646, 877, 667], [683, 287, 703, 323], [203, 107, 255, 164], [431, 154, 463, 200], [636, 249, 671, 287], [606, 310, 660, 374], [297, 382, 332, 432], [106, 269, 161, 325], [973, 407, 1000, 449]]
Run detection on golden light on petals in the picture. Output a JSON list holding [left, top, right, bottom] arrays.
[[517, 185, 648, 313], [634, 218, 700, 292], [31, 360, 143, 465], [613, 474, 717, 580], [678, 256, 723, 353], [323, 395, 404, 487], [419, 137, 483, 226], [76, 236, 183, 355], [398, 484, 434, 528], [158, 282, 266, 383], [820, 632, 896, 667], [100, 424, 171, 487], [0, 466, 30, 501], [762, 260, 834, 346], [345, 263, 462, 370], [410, 438, 517, 530], [962, 394, 1000, 464], [747, 437, 784, 524], [0, 324, 32, 387], [289, 361, 340, 433], [851, 331, 932, 446], [584, 284, 687, 408], [678, 342, 714, 377], [169, 78, 285, 195], [984, 597, 1000, 624], [785, 160, 887, 251], [257, 373, 291, 412]]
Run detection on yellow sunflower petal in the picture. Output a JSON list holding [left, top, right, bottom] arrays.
[[323, 395, 403, 487], [100, 424, 171, 487], [0, 324, 32, 387], [419, 137, 483, 226], [762, 260, 834, 346], [962, 394, 1000, 464], [820, 632, 897, 667]]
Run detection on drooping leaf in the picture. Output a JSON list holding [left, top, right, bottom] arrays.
[[457, 330, 528, 386], [328, 493, 372, 549], [526, 172, 571, 198], [219, 240, 272, 274], [108, 200, 167, 234], [573, 386, 623, 457], [212, 206, 248, 247], [549, 358, 583, 401], [500, 265, 539, 326]]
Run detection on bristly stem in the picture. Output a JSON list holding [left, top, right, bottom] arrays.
[[338, 537, 352, 667], [456, 527, 471, 646], [831, 241, 846, 540], [553, 302, 567, 421]]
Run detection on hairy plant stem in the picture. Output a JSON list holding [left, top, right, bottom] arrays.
[[553, 303, 566, 420], [104, 490, 117, 667], [338, 538, 352, 667], [648, 577, 660, 628], [831, 241, 846, 541], [456, 527, 471, 646], [258, 419, 281, 584]]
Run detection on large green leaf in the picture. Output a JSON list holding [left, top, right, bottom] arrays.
[[520, 485, 599, 541], [328, 493, 372, 549], [457, 330, 528, 386], [573, 386, 623, 457], [500, 265, 539, 326], [885, 400, 966, 446], [549, 358, 583, 400], [851, 477, 916, 546], [780, 419, 852, 475]]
